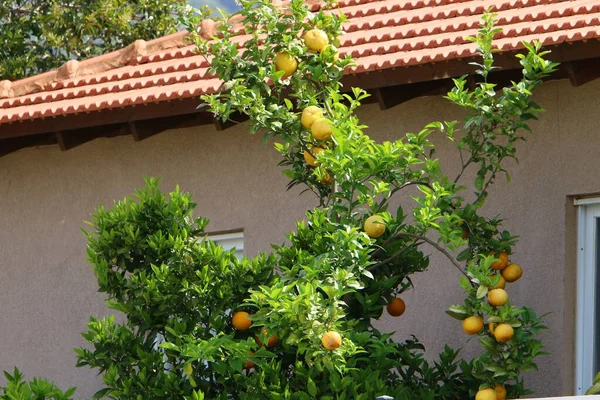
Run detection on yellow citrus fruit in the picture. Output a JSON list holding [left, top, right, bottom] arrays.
[[303, 146, 325, 167], [322, 331, 342, 350], [490, 251, 509, 271], [386, 297, 406, 317], [488, 322, 496, 334], [325, 45, 339, 63], [462, 315, 483, 335], [488, 274, 506, 290], [494, 323, 514, 342], [476, 388, 497, 400], [494, 384, 507, 400], [274, 52, 297, 78], [319, 170, 332, 185], [303, 29, 329, 52], [488, 288, 508, 307], [311, 118, 333, 141], [301, 106, 324, 129], [364, 215, 386, 238], [255, 328, 278, 348], [232, 311, 252, 331], [502, 263, 523, 283]]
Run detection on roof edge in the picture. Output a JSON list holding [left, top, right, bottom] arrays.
[[1, 30, 198, 100]]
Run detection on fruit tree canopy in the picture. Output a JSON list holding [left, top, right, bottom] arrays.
[[0, 0, 599, 148]]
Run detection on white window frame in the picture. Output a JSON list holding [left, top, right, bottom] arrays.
[[574, 198, 600, 394], [200, 230, 245, 259]]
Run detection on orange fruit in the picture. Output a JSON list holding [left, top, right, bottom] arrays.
[[364, 215, 386, 238], [493, 323, 514, 342], [502, 263, 523, 283], [322, 331, 342, 350], [490, 251, 509, 271], [476, 388, 497, 400], [303, 29, 329, 52], [255, 328, 278, 348], [274, 52, 297, 78], [462, 229, 469, 239], [488, 289, 508, 307], [386, 297, 406, 317], [232, 311, 252, 331], [303, 146, 325, 167], [245, 352, 255, 369], [488, 274, 506, 290], [311, 118, 333, 141], [462, 315, 483, 335], [301, 106, 324, 129], [494, 384, 506, 400], [325, 45, 339, 64], [319, 170, 332, 185]]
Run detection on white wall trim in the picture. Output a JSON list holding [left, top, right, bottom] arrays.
[[575, 201, 600, 394], [573, 197, 600, 206]]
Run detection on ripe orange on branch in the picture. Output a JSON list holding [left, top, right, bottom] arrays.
[[303, 29, 329, 52], [493, 323, 514, 342], [255, 328, 278, 348], [364, 215, 386, 238], [488, 274, 506, 290], [386, 297, 406, 317], [301, 106, 324, 129], [274, 52, 297, 78], [303, 146, 325, 167], [322, 331, 342, 350], [311, 118, 333, 141], [488, 289, 508, 307], [502, 263, 523, 282], [232, 311, 252, 331], [245, 352, 255, 369], [494, 384, 507, 400], [475, 388, 497, 400], [462, 316, 483, 335], [490, 251, 509, 270]]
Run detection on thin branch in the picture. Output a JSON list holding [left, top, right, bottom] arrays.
[[371, 232, 467, 277], [374, 180, 433, 213], [400, 232, 467, 277], [367, 241, 421, 271]]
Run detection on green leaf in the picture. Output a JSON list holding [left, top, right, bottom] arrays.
[[476, 285, 488, 299], [307, 377, 317, 397]]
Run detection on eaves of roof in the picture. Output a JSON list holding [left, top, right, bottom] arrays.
[[1, 0, 600, 151]]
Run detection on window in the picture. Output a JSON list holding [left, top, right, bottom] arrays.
[[575, 199, 600, 394], [202, 230, 244, 260]]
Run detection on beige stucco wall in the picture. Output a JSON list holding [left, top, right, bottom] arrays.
[[0, 77, 598, 398]]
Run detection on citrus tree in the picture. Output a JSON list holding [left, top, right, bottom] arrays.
[[0, 0, 188, 81], [66, 2, 558, 400]]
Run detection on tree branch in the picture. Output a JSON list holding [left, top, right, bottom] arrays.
[[370, 232, 468, 277], [367, 241, 420, 271]]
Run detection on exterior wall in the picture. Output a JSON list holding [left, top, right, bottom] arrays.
[[0, 77, 599, 398]]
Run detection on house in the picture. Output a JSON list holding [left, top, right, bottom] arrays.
[[1, 0, 600, 398]]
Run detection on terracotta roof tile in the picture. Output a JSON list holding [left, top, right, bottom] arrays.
[[1, 0, 599, 125]]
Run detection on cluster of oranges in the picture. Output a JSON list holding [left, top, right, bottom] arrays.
[[231, 310, 343, 370], [363, 215, 408, 319], [231, 311, 279, 369], [463, 251, 524, 400], [273, 28, 338, 184]]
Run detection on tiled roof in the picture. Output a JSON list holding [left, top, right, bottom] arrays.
[[0, 0, 599, 126]]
